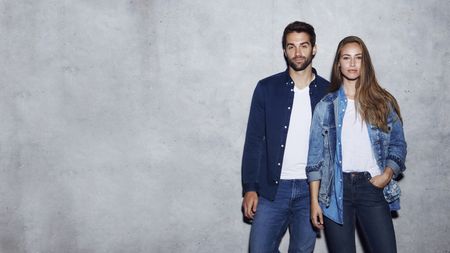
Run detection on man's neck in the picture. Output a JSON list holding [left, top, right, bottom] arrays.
[[289, 65, 314, 89]]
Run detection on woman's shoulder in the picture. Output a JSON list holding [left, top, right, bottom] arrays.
[[313, 91, 338, 117], [319, 91, 339, 104]]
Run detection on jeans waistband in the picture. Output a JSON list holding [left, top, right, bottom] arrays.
[[278, 179, 308, 188], [343, 171, 371, 181], [279, 179, 308, 182]]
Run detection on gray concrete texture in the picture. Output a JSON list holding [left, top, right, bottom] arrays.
[[0, 0, 448, 252]]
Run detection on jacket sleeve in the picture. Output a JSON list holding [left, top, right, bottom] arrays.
[[385, 110, 407, 178], [241, 82, 265, 194], [306, 102, 324, 182]]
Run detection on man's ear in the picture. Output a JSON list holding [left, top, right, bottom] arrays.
[[312, 45, 317, 56]]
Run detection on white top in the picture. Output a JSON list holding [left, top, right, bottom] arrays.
[[341, 99, 380, 177], [280, 85, 311, 179]]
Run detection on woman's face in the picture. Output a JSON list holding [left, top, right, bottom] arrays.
[[338, 42, 363, 81]]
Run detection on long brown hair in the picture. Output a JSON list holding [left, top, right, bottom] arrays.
[[330, 36, 402, 132]]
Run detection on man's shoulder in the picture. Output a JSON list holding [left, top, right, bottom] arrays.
[[315, 74, 330, 86], [311, 68, 330, 86], [258, 71, 288, 86]]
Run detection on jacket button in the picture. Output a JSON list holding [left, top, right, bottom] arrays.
[[275, 181, 279, 184]]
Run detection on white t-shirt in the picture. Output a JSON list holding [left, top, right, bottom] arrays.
[[280, 85, 311, 179], [341, 99, 380, 177]]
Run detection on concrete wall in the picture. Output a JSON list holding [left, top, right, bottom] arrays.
[[0, 0, 449, 252]]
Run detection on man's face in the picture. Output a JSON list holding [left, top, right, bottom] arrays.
[[284, 32, 316, 72]]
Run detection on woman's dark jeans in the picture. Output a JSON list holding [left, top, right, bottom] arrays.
[[324, 172, 397, 253]]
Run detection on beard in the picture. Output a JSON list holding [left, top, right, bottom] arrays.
[[286, 55, 313, 71]]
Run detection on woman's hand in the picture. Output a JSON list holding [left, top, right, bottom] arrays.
[[369, 167, 394, 188], [311, 201, 324, 230]]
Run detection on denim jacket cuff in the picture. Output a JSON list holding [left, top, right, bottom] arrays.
[[307, 171, 321, 182], [385, 159, 402, 178]]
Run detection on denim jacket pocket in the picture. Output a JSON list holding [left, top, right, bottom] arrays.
[[322, 126, 336, 159]]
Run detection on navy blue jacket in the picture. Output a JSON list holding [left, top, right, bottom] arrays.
[[241, 68, 330, 200]]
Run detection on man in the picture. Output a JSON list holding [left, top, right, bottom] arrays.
[[241, 21, 330, 253]]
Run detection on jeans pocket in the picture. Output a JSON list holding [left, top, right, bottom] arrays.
[[369, 181, 384, 190], [366, 176, 384, 191]]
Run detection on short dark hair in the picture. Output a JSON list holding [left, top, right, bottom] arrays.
[[282, 21, 316, 49]]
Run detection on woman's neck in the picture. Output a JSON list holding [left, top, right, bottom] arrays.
[[343, 79, 357, 100]]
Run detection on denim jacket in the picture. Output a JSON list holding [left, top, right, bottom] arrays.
[[306, 87, 407, 224]]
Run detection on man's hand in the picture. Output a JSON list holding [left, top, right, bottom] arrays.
[[369, 167, 394, 189], [310, 201, 324, 230], [242, 191, 258, 220]]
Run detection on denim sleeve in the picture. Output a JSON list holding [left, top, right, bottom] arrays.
[[386, 110, 407, 178], [241, 82, 265, 194], [306, 102, 324, 182]]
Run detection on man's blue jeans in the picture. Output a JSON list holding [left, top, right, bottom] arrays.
[[249, 179, 316, 253], [323, 172, 397, 253]]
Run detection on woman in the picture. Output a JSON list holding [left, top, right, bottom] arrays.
[[306, 36, 407, 253]]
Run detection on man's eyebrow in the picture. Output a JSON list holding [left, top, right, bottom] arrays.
[[286, 42, 311, 46]]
